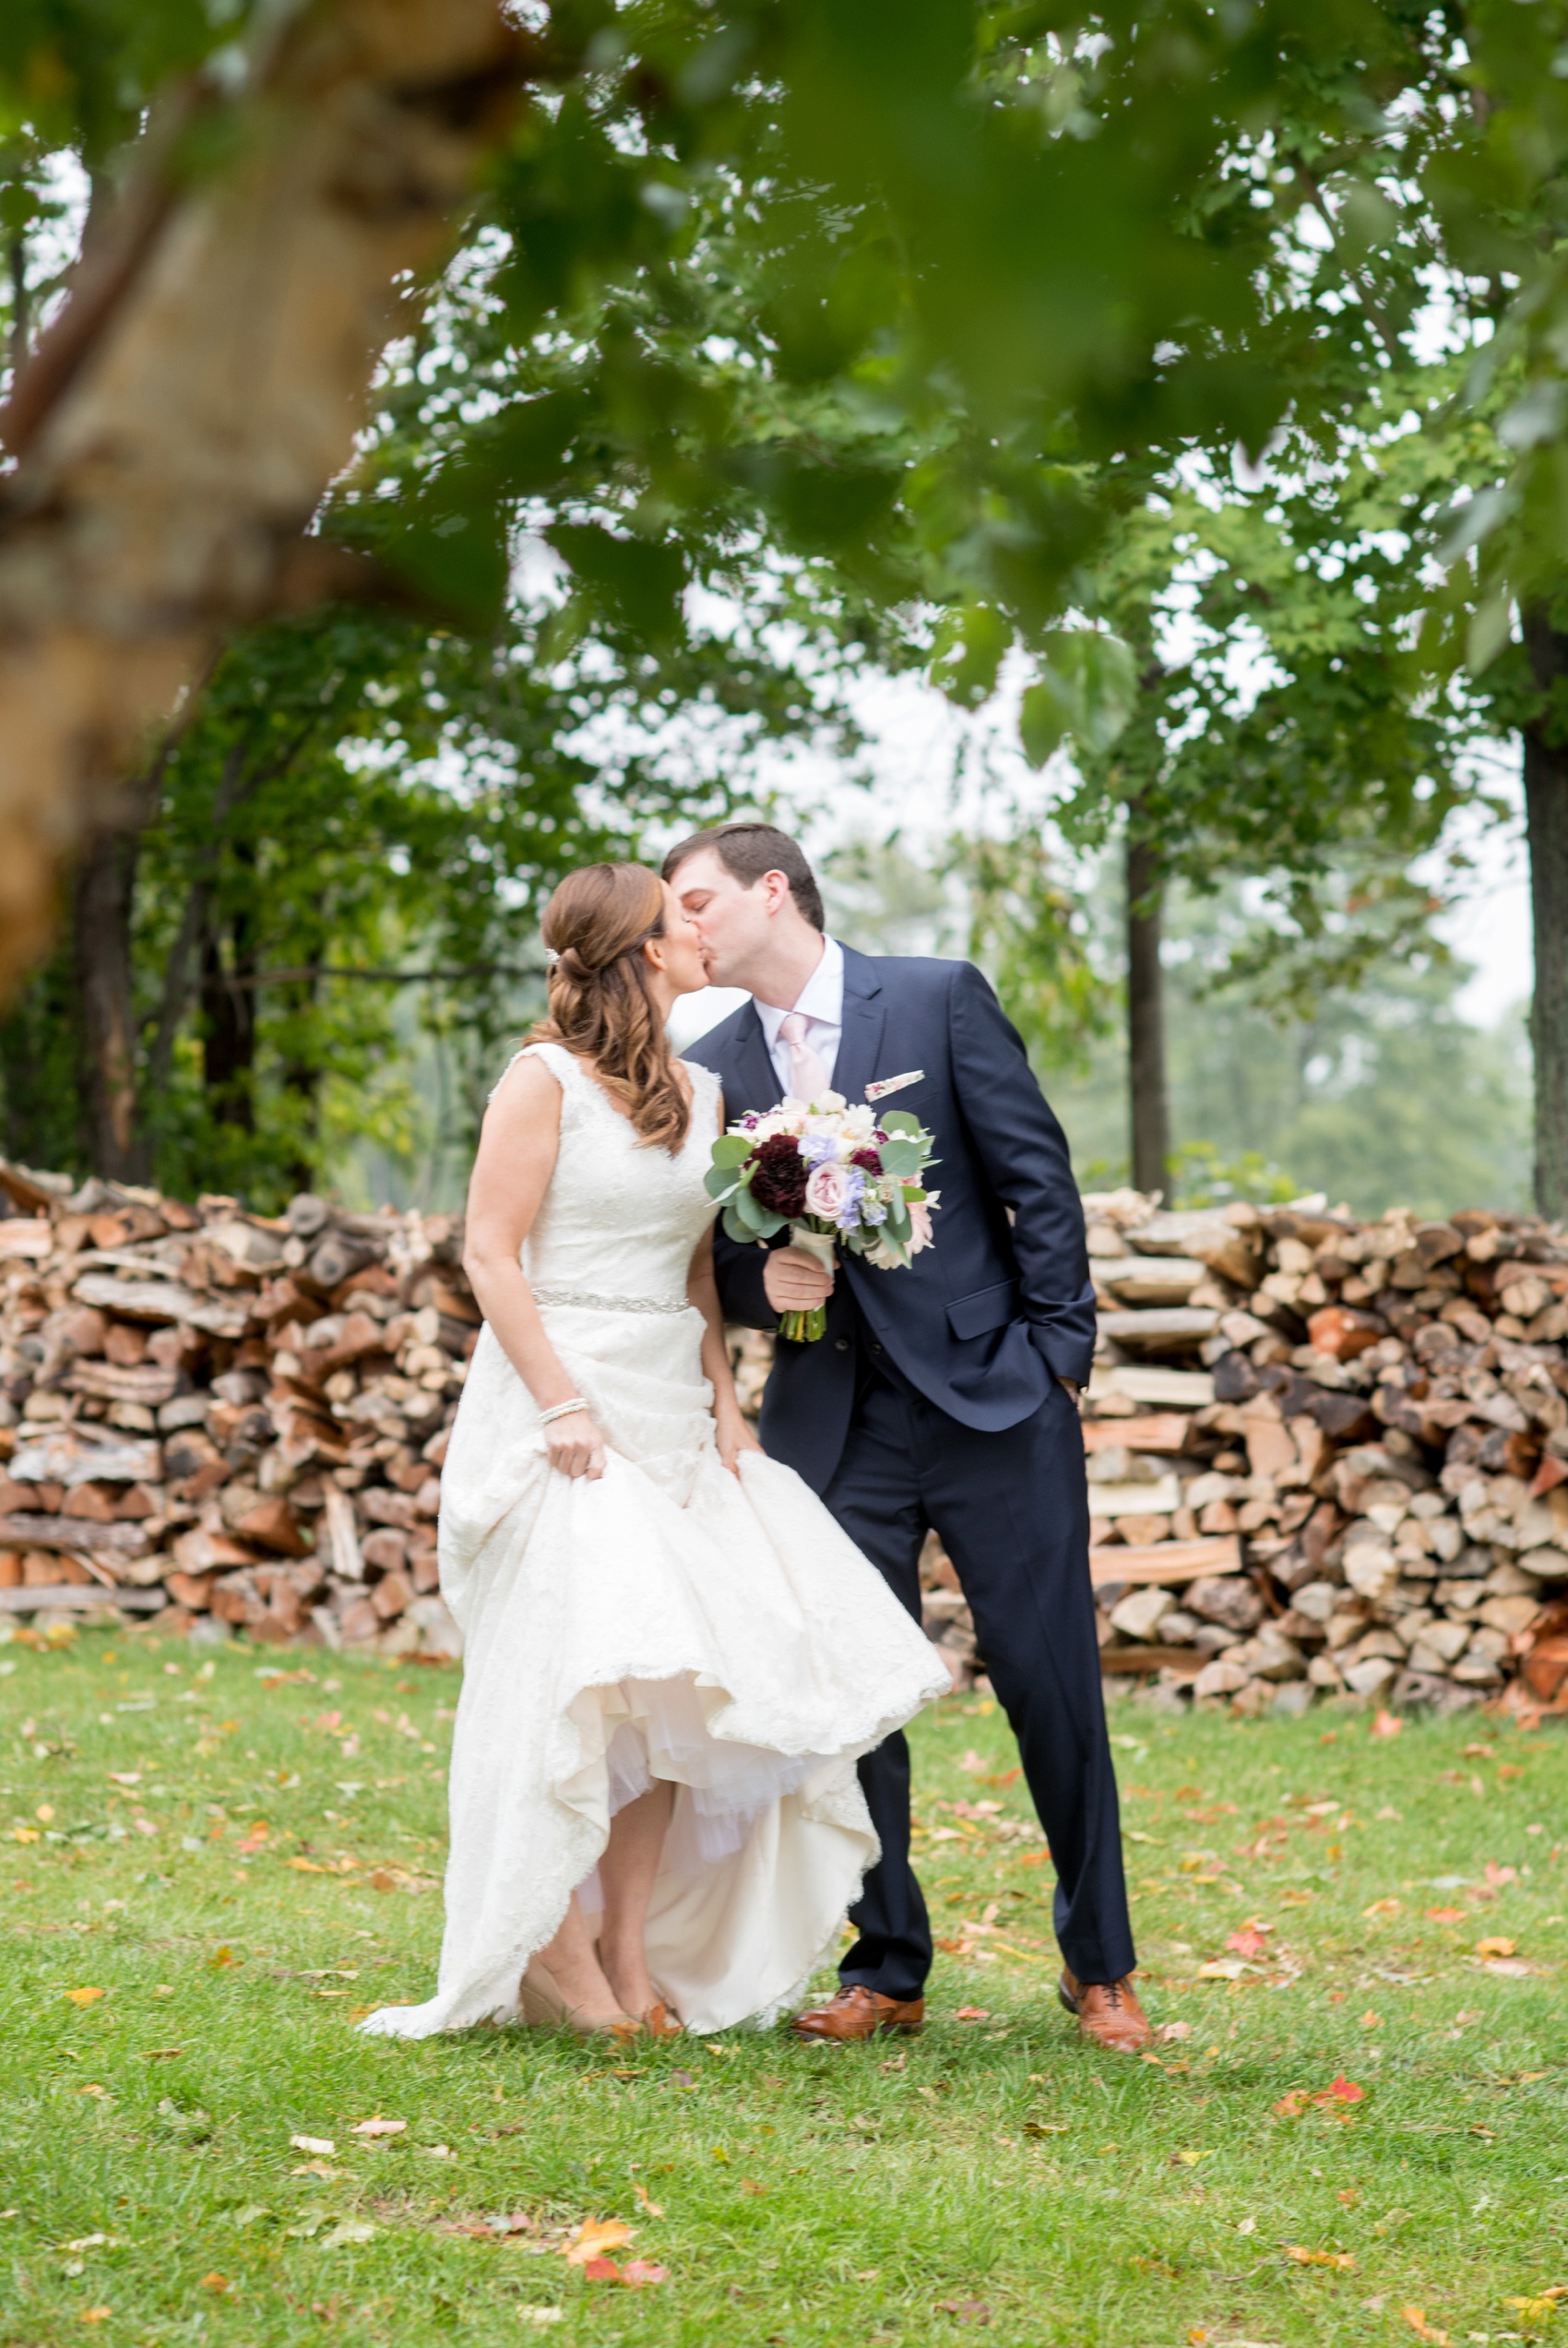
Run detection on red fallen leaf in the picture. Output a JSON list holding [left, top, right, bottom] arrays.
[[580, 2257, 669, 2288], [236, 1823, 268, 1854], [955, 2007, 990, 2022], [1226, 1929, 1269, 1959], [1274, 2090, 1311, 2118], [1321, 2074, 1366, 2104], [1370, 1708, 1403, 1739], [1426, 1907, 1467, 1924]]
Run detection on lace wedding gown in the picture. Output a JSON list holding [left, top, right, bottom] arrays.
[[361, 1042, 947, 2039]]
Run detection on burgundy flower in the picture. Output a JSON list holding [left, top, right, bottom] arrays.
[[749, 1133, 809, 1217], [850, 1147, 882, 1173]]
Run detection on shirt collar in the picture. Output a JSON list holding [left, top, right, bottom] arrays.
[[754, 934, 844, 1044]]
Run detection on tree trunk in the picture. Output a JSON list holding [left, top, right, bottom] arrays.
[[1523, 611, 1568, 1219], [7, 234, 29, 375], [0, 0, 520, 1001], [200, 908, 258, 1136], [72, 827, 145, 1180], [1126, 815, 1171, 1197]]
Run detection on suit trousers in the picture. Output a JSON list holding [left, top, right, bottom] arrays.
[[823, 1337, 1135, 2000]]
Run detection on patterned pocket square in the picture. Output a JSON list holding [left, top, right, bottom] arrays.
[[865, 1068, 925, 1101]]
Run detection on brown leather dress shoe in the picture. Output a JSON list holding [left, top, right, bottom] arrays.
[[789, 1984, 925, 2042], [1058, 1970, 1153, 2052]]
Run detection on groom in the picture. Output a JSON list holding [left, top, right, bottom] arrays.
[[669, 822, 1149, 2052]]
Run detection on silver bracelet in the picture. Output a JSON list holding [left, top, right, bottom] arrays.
[[539, 1396, 589, 1426]]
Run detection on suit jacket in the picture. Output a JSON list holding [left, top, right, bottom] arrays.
[[682, 947, 1097, 1491]]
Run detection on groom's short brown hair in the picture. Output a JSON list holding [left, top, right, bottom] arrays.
[[661, 821, 825, 932]]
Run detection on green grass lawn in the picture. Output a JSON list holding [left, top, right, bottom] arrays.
[[2, 1627, 1565, 2348]]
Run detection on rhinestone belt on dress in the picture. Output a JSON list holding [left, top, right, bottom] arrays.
[[531, 1284, 688, 1315]]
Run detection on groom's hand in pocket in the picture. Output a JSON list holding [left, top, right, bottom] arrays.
[[545, 1408, 607, 1481], [763, 1245, 835, 1316]]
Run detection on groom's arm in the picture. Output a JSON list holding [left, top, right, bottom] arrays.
[[946, 961, 1098, 1388]]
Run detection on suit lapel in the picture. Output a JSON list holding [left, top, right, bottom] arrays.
[[726, 1002, 784, 1118], [832, 948, 886, 1108]]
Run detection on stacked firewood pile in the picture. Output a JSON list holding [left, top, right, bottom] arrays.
[[921, 1191, 1568, 1721], [0, 1164, 472, 1658]]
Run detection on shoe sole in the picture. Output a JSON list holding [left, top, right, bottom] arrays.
[[787, 2014, 925, 2043]]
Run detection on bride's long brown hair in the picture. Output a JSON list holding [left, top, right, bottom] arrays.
[[529, 864, 690, 1153]]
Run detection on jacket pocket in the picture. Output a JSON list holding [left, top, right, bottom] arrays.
[[945, 1280, 1020, 1341]]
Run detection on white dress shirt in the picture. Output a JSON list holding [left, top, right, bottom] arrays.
[[754, 935, 845, 1098]]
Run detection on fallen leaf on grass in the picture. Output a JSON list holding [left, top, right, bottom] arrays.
[[517, 2314, 564, 2327], [1360, 2012, 1383, 2031], [1475, 1937, 1516, 1960], [562, 2220, 634, 2267], [369, 1870, 398, 1893], [319, 2222, 378, 2248], [1427, 1907, 1467, 1924], [630, 2180, 662, 2219], [64, 1988, 105, 2007], [1275, 2075, 1366, 2120], [580, 2258, 667, 2287], [1155, 2020, 1194, 2044], [1370, 1709, 1403, 1739], [291, 2162, 339, 2181], [955, 2007, 990, 2021], [236, 1824, 267, 1854], [77, 2308, 111, 2325], [1196, 1959, 1249, 1981], [200, 2273, 231, 2294], [290, 2135, 336, 2157], [937, 2300, 992, 2325], [106, 1772, 141, 1787], [1503, 2289, 1568, 2323], [1287, 2247, 1355, 2271], [1399, 2306, 1449, 2343], [351, 2116, 406, 2138], [1170, 2150, 1213, 2168], [1363, 1899, 1402, 1919], [1226, 1928, 1271, 1959]]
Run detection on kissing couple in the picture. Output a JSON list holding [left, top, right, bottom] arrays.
[[362, 822, 1148, 2053]]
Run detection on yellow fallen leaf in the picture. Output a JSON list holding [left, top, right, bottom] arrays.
[[77, 2308, 112, 2325], [1286, 2247, 1355, 2270], [65, 1988, 106, 2007], [1401, 2307, 1450, 2344], [1362, 1898, 1402, 1918], [632, 2181, 663, 2218], [1475, 1937, 1516, 1960], [563, 2219, 635, 2266], [200, 2272, 231, 2294], [9, 1827, 39, 1843], [1505, 2295, 1567, 2325]]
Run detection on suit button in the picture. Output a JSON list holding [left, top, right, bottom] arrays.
[[834, 1338, 849, 1353], [871, 1342, 883, 1354]]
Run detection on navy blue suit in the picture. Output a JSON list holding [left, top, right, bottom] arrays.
[[683, 947, 1135, 1998]]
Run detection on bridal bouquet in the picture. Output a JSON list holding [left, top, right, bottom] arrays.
[[706, 1092, 940, 1343]]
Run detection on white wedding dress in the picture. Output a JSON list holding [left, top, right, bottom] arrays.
[[361, 1042, 947, 2039]]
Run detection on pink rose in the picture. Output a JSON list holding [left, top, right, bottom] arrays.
[[804, 1162, 855, 1222], [908, 1198, 935, 1254]]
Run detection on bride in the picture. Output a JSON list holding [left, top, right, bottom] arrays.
[[362, 862, 947, 2041]]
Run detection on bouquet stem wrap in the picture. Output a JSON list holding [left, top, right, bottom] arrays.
[[778, 1224, 837, 1345]]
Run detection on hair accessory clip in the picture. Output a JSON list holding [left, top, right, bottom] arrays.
[[543, 946, 561, 968]]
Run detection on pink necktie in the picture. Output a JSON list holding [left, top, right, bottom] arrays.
[[778, 1011, 831, 1105]]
